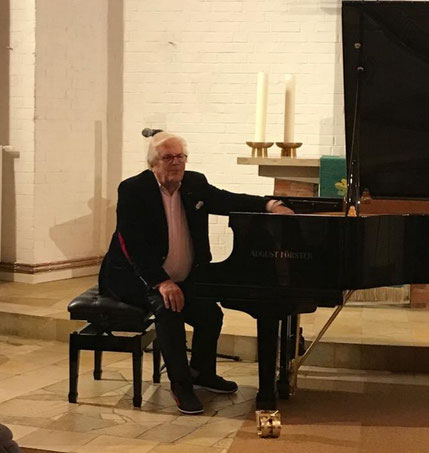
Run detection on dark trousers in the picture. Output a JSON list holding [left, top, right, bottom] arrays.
[[99, 258, 223, 384]]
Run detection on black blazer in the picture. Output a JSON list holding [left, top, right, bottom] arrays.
[[102, 170, 268, 289]]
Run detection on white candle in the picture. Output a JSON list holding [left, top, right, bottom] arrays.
[[254, 72, 268, 142], [284, 74, 296, 143]]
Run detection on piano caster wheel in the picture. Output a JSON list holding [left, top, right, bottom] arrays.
[[255, 410, 281, 438]]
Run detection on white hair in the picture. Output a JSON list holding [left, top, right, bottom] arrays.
[[147, 132, 188, 167]]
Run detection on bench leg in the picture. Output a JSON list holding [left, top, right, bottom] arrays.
[[132, 348, 143, 408], [152, 338, 162, 384], [94, 351, 102, 380], [69, 333, 80, 404]]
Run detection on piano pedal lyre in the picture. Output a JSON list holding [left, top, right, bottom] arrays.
[[288, 314, 302, 397], [288, 358, 298, 397], [255, 410, 281, 438], [288, 291, 355, 389]]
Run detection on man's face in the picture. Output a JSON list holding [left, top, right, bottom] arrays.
[[151, 138, 187, 188]]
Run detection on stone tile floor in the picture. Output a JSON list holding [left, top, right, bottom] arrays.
[[1, 276, 429, 451], [1, 335, 429, 452], [0, 334, 257, 452], [1, 276, 429, 348]]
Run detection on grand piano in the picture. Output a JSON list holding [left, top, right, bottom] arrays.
[[194, 1, 429, 410]]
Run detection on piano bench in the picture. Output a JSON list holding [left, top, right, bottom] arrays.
[[67, 285, 162, 408]]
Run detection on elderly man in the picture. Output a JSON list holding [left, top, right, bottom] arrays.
[[99, 132, 292, 414]]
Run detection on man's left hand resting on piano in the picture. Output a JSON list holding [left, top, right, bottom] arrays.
[[266, 199, 295, 215]]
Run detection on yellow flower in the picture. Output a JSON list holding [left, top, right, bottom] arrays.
[[335, 178, 347, 196]]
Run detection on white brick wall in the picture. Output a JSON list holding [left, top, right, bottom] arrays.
[[3, 0, 36, 263], [3, 0, 425, 279], [33, 0, 108, 263], [11, 0, 421, 276], [3, 0, 109, 268], [123, 0, 345, 261]]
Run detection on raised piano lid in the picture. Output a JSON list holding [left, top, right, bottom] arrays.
[[342, 1, 429, 200]]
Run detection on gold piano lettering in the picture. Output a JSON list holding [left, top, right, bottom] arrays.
[[250, 250, 313, 260]]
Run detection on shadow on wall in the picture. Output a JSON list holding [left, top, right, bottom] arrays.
[[50, 0, 124, 263], [49, 120, 116, 261], [106, 0, 123, 245], [49, 196, 115, 260], [1, 151, 17, 263]]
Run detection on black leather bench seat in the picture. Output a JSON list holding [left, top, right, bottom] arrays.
[[68, 285, 151, 332], [67, 285, 161, 408]]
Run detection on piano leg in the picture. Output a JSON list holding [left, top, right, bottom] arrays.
[[277, 315, 300, 399], [256, 317, 280, 410]]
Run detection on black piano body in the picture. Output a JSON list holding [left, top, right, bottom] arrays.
[[196, 1, 429, 409], [198, 206, 429, 297], [194, 206, 429, 407]]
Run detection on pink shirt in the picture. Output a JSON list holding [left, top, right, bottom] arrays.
[[158, 181, 278, 282], [159, 184, 194, 282]]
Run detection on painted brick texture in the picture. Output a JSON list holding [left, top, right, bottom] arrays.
[[3, 0, 36, 263], [3, 0, 372, 274], [123, 0, 345, 261], [3, 0, 109, 266], [33, 0, 108, 263]]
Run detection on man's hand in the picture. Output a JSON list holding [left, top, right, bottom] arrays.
[[157, 280, 185, 312], [271, 204, 295, 215], [266, 199, 295, 215]]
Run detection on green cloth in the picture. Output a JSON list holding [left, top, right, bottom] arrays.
[[319, 155, 347, 198]]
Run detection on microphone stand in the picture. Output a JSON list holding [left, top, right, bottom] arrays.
[[345, 45, 364, 217]]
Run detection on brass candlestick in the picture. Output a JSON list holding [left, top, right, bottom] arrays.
[[276, 142, 302, 157], [246, 141, 274, 158]]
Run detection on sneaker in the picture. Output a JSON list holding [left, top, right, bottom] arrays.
[[171, 382, 204, 415], [193, 375, 238, 394]]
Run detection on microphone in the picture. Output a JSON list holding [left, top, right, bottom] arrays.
[[141, 128, 163, 137]]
